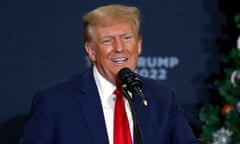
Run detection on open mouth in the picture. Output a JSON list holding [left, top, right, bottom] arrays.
[[111, 57, 128, 63]]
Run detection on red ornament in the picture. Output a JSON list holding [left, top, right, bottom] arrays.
[[221, 104, 234, 115]]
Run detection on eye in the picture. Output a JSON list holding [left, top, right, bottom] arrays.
[[122, 35, 133, 42], [101, 38, 113, 45]]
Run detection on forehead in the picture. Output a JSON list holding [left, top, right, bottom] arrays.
[[90, 21, 136, 37]]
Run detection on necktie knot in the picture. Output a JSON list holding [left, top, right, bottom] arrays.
[[114, 88, 123, 99]]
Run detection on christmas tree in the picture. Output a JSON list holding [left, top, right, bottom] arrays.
[[199, 13, 240, 144]]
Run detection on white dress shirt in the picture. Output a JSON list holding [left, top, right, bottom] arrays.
[[93, 66, 133, 144]]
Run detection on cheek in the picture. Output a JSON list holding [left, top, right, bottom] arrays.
[[132, 46, 141, 56], [93, 49, 108, 62], [98, 47, 112, 57]]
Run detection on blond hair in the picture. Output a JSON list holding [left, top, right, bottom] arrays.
[[83, 4, 141, 42]]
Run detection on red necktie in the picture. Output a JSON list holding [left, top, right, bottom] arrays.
[[114, 88, 132, 144]]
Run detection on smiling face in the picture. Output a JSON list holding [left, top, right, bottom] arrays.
[[85, 21, 142, 85]]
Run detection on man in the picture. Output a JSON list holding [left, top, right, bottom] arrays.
[[20, 4, 203, 144]]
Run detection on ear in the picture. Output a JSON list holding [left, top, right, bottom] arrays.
[[137, 38, 142, 55], [85, 42, 96, 62]]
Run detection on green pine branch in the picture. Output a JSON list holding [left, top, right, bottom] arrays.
[[199, 12, 240, 144], [235, 13, 240, 28]]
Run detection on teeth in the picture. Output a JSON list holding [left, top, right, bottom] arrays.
[[111, 57, 128, 62]]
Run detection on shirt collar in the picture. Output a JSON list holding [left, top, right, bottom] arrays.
[[93, 66, 116, 103]]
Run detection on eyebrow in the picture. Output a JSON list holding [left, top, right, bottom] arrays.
[[101, 32, 133, 38]]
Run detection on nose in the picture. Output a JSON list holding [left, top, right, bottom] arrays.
[[114, 37, 124, 53]]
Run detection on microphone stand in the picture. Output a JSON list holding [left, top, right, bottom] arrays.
[[121, 85, 144, 144]]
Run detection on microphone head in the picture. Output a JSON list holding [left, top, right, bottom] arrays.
[[118, 67, 142, 92], [118, 67, 133, 80]]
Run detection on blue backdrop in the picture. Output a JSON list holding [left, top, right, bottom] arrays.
[[0, 0, 225, 143]]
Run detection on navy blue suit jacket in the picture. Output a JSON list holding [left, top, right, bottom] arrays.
[[20, 68, 203, 144]]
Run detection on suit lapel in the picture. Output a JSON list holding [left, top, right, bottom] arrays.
[[76, 69, 109, 144]]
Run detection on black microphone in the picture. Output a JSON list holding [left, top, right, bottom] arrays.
[[118, 67, 148, 106]]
